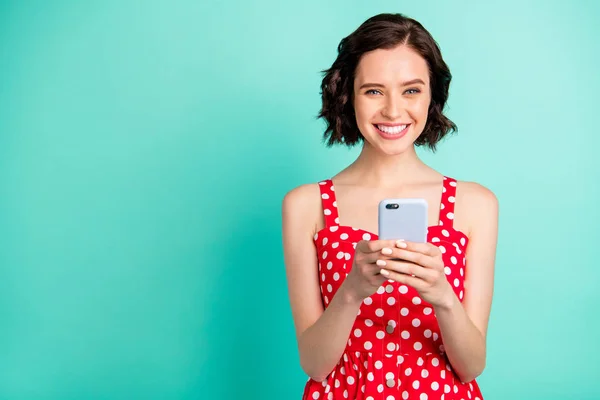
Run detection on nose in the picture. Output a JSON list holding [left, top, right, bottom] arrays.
[[381, 94, 405, 120]]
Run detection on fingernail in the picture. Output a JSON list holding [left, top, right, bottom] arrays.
[[376, 260, 386, 267], [396, 240, 407, 248], [380, 269, 390, 276], [382, 248, 392, 255]]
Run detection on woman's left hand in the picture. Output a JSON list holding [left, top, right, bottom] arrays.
[[376, 240, 454, 308]]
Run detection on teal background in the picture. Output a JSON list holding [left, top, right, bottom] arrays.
[[1, 0, 598, 399]]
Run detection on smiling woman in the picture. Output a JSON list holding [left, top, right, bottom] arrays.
[[282, 13, 498, 400]]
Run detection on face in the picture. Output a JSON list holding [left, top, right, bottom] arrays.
[[352, 44, 432, 155]]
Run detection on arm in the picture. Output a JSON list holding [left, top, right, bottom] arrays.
[[282, 184, 362, 382], [434, 183, 499, 383]]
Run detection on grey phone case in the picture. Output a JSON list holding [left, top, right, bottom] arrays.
[[378, 198, 428, 242]]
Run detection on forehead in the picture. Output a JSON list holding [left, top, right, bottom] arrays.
[[355, 45, 430, 85]]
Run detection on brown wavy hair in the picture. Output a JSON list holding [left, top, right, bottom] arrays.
[[317, 13, 457, 152]]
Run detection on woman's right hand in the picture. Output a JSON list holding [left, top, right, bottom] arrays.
[[342, 239, 397, 302]]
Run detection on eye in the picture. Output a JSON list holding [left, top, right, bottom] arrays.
[[405, 88, 421, 95], [365, 89, 382, 95]]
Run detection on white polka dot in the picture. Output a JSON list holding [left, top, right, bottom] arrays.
[[460, 290, 464, 299], [313, 391, 320, 399], [431, 381, 440, 390], [354, 328, 362, 337], [449, 181, 457, 187], [313, 233, 318, 240], [324, 296, 329, 304], [412, 380, 420, 389], [347, 376, 355, 385], [321, 193, 329, 200], [376, 330, 385, 339], [365, 318, 374, 326], [330, 185, 335, 191], [442, 229, 449, 237], [460, 267, 464, 276], [378, 384, 384, 393], [344, 253, 351, 260], [444, 384, 451, 393], [336, 251, 344, 259], [400, 308, 409, 316], [363, 233, 371, 240], [433, 333, 439, 341], [386, 396, 395, 400], [432, 237, 440, 242], [454, 385, 459, 393], [376, 308, 384, 317], [387, 297, 396, 306], [401, 330, 410, 339], [412, 318, 421, 327], [332, 242, 339, 248], [333, 272, 340, 281], [322, 251, 328, 259], [387, 342, 395, 351], [414, 342, 422, 350], [432, 357, 440, 367], [405, 367, 412, 376], [444, 266, 451, 275], [330, 226, 338, 232], [420, 394, 428, 400], [460, 237, 466, 246], [421, 369, 429, 378], [363, 297, 372, 305], [447, 212, 454, 220], [441, 370, 446, 379], [340, 233, 349, 240], [424, 329, 432, 338], [399, 285, 408, 294], [377, 286, 385, 294], [364, 341, 372, 350], [322, 237, 328, 246], [324, 209, 332, 216], [451, 256, 457, 265], [367, 372, 374, 381], [327, 284, 332, 292], [423, 307, 432, 315], [448, 195, 455, 203], [375, 360, 383, 369], [454, 278, 459, 287], [388, 320, 397, 328], [335, 217, 340, 224], [402, 392, 409, 400], [412, 297, 421, 305], [439, 245, 446, 254], [321, 273, 325, 281], [385, 372, 394, 380], [343, 390, 348, 398]]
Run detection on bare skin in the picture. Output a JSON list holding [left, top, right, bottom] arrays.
[[282, 44, 498, 384]]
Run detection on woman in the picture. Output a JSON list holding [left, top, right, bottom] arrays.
[[282, 13, 498, 400]]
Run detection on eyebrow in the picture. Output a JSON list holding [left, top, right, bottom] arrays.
[[358, 79, 426, 90]]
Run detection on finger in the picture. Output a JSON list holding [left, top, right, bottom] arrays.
[[356, 239, 398, 254], [385, 247, 438, 269], [376, 259, 435, 281], [395, 240, 441, 257], [379, 267, 426, 289]]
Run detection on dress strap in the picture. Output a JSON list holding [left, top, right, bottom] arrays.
[[438, 176, 457, 228], [318, 179, 339, 228]]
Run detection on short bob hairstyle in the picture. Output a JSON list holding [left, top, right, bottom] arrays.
[[317, 13, 457, 152]]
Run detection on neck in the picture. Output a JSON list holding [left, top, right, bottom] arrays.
[[343, 142, 435, 188]]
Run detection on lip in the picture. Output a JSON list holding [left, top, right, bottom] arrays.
[[373, 123, 410, 140]]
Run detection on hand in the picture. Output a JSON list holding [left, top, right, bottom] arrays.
[[342, 239, 399, 302], [377, 240, 454, 308]]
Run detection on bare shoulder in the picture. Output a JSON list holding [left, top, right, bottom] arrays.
[[282, 182, 323, 237], [455, 180, 499, 236]]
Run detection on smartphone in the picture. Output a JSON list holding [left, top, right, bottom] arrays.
[[378, 198, 428, 243]]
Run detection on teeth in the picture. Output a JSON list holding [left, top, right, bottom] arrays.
[[377, 124, 407, 134]]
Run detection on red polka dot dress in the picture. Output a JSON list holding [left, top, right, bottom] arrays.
[[302, 176, 484, 400]]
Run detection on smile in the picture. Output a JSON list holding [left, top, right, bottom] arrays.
[[374, 123, 410, 139]]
